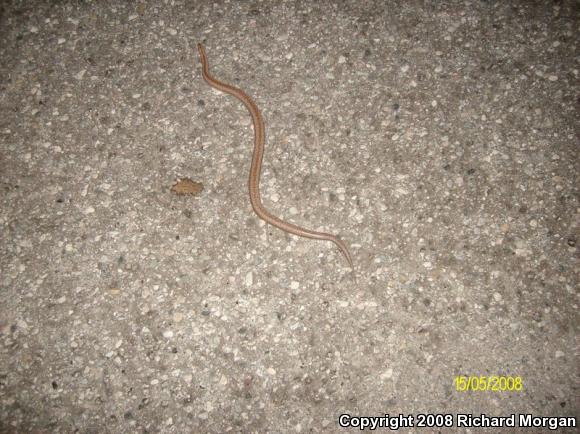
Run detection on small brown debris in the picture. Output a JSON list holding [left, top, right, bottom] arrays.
[[170, 178, 203, 196]]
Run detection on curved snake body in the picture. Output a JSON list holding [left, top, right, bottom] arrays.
[[197, 43, 353, 268]]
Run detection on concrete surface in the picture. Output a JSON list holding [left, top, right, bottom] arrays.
[[1, 0, 578, 432]]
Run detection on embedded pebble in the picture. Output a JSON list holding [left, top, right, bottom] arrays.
[[245, 272, 253, 286], [381, 368, 394, 380]]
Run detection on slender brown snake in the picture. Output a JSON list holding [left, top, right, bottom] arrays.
[[197, 43, 353, 268]]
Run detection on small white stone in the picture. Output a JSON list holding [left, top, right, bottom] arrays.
[[555, 350, 564, 358], [493, 292, 502, 302], [162, 330, 174, 338], [266, 367, 276, 375], [401, 64, 409, 73], [57, 38, 66, 44], [74, 69, 86, 80], [245, 271, 253, 286], [56, 296, 66, 304], [168, 28, 177, 36], [270, 193, 280, 203], [431, 100, 437, 107], [381, 368, 393, 379], [548, 75, 558, 81], [30, 26, 39, 33], [290, 281, 299, 290], [84, 206, 95, 214], [128, 14, 138, 21], [338, 55, 346, 64], [515, 248, 530, 257]]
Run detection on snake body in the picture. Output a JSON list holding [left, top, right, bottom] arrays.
[[197, 43, 353, 268]]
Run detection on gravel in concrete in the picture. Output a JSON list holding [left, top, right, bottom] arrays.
[[1, 1, 578, 432]]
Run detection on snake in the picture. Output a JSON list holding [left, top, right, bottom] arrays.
[[197, 43, 353, 269]]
